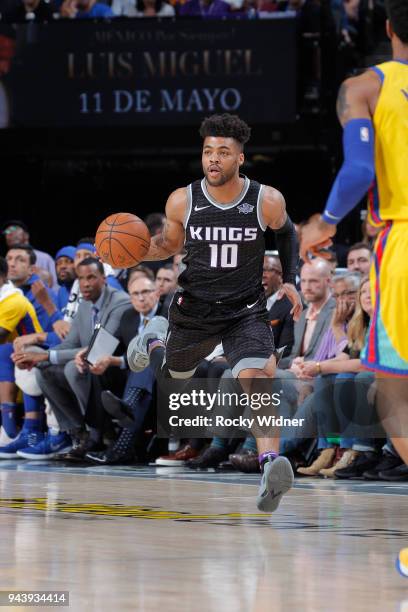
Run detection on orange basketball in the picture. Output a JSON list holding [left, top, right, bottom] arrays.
[[95, 213, 151, 268]]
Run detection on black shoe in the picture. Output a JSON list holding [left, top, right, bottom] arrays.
[[86, 429, 136, 465], [101, 390, 135, 430], [63, 438, 105, 462], [378, 463, 408, 481], [229, 450, 260, 473], [333, 451, 380, 480], [186, 447, 228, 469], [363, 452, 403, 480]]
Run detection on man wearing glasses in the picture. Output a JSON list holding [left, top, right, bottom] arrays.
[[263, 252, 294, 358]]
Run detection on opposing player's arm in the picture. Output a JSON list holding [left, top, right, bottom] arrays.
[[0, 327, 9, 343], [300, 70, 381, 261], [261, 187, 302, 321], [143, 188, 187, 261], [322, 70, 380, 225]]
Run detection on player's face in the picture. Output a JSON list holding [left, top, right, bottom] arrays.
[[56, 257, 76, 283], [77, 264, 105, 302], [262, 256, 282, 296], [156, 268, 177, 296], [202, 137, 243, 187], [359, 280, 372, 316], [347, 249, 371, 275], [6, 249, 32, 284], [129, 277, 159, 316], [75, 249, 95, 271]]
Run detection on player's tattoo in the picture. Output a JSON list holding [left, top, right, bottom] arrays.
[[336, 81, 351, 125]]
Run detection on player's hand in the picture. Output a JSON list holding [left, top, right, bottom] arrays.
[[277, 283, 303, 322], [300, 214, 337, 263], [11, 351, 48, 370], [53, 319, 71, 340], [13, 333, 44, 353], [31, 279, 50, 306], [74, 347, 89, 374], [89, 356, 112, 376]]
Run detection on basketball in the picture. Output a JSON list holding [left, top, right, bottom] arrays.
[[95, 212, 151, 268]]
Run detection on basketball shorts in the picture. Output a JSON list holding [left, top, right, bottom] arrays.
[[361, 220, 408, 375], [165, 290, 275, 378]]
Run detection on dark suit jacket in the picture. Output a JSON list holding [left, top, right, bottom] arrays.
[[116, 296, 170, 366], [268, 295, 294, 358]]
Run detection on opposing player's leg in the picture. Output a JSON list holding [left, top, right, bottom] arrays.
[[223, 306, 294, 513]]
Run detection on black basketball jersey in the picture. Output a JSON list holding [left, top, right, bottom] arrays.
[[178, 175, 266, 304]]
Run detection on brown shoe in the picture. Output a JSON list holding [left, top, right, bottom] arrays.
[[229, 451, 260, 473], [319, 449, 359, 478], [155, 444, 199, 466], [297, 448, 336, 476]]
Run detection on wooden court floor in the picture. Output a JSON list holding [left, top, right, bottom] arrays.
[[0, 463, 407, 612]]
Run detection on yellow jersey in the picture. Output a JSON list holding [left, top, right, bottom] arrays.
[[0, 289, 43, 342], [368, 60, 408, 226]]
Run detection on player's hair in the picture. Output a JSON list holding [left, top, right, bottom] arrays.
[[347, 276, 371, 353], [7, 244, 36, 265], [347, 241, 372, 256], [0, 256, 7, 278], [77, 257, 105, 275], [386, 0, 408, 43], [77, 237, 95, 247], [199, 114, 251, 150]]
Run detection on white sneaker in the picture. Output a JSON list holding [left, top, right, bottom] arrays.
[[0, 426, 16, 447], [127, 316, 168, 372], [256, 456, 294, 513]]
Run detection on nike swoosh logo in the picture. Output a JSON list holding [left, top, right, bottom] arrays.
[[246, 300, 259, 309], [194, 205, 211, 211]]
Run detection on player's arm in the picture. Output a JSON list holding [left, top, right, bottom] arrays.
[[0, 327, 10, 343], [321, 71, 379, 225], [262, 187, 298, 286], [262, 188, 302, 321], [143, 188, 187, 261], [300, 71, 380, 260]]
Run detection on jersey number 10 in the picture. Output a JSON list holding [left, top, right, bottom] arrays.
[[209, 244, 238, 268]]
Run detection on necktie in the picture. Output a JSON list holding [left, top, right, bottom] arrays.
[[92, 306, 99, 328], [143, 317, 149, 328]]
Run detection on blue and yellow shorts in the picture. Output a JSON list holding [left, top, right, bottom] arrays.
[[361, 221, 408, 375]]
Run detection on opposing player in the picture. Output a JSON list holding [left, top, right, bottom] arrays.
[[300, 0, 408, 469], [127, 113, 302, 512]]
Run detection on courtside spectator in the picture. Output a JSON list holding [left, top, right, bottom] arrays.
[[2, 220, 58, 290], [179, 0, 230, 16], [346, 242, 372, 275], [14, 258, 130, 461], [156, 264, 178, 297]]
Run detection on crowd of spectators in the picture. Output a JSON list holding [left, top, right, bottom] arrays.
[[0, 214, 406, 483], [0, 0, 386, 42]]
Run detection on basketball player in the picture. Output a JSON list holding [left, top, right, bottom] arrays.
[[300, 0, 408, 469], [127, 113, 303, 512]]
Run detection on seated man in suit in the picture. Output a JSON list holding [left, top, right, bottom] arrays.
[[12, 258, 131, 460], [263, 251, 294, 358], [85, 274, 170, 465]]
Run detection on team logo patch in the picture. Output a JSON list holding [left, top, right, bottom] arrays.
[[237, 202, 254, 214], [360, 127, 370, 142], [177, 296, 184, 305]]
